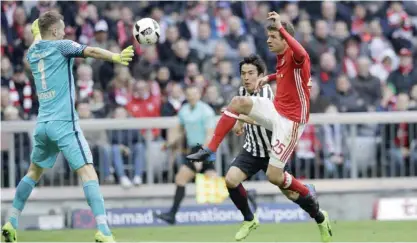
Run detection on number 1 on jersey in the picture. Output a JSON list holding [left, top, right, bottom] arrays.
[[38, 59, 47, 89]]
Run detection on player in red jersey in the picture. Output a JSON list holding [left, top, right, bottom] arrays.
[[187, 12, 332, 242]]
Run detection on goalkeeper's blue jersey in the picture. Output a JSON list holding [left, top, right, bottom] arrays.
[[27, 40, 86, 122]]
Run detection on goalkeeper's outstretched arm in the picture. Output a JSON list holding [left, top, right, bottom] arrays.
[[83, 46, 134, 66]]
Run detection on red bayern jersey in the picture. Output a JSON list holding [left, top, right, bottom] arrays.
[[273, 49, 311, 123], [267, 27, 312, 124]]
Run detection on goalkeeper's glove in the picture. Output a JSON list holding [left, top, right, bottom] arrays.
[[31, 19, 41, 39], [112, 45, 134, 66]]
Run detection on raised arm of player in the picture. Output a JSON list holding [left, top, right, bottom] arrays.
[[269, 11, 307, 64], [53, 39, 134, 66], [30, 19, 42, 48], [83, 46, 134, 66]]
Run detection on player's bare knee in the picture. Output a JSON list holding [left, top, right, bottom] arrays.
[[76, 164, 98, 182], [225, 172, 240, 189], [175, 165, 194, 186], [27, 162, 44, 181]]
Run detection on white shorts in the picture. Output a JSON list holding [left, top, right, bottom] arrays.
[[248, 97, 305, 168]]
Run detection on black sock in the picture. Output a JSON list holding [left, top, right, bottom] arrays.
[[294, 195, 324, 224], [228, 183, 254, 221], [170, 185, 185, 216]]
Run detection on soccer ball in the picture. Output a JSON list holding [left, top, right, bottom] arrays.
[[133, 18, 160, 45]]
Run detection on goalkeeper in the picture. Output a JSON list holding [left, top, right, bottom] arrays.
[[2, 11, 134, 243]]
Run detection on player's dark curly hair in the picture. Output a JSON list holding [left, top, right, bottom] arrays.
[[239, 54, 266, 76], [38, 11, 63, 37], [267, 20, 295, 37]]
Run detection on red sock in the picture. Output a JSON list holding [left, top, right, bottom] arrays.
[[282, 172, 309, 197], [207, 109, 238, 152]]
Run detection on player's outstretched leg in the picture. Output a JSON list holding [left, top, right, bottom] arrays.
[[153, 165, 195, 225], [281, 184, 332, 242], [225, 166, 259, 241], [2, 163, 43, 243], [76, 164, 115, 242], [186, 97, 253, 162]]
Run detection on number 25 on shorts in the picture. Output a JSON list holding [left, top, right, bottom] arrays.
[[272, 139, 286, 155]]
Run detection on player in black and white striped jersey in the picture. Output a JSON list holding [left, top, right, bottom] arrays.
[[238, 84, 273, 158], [225, 55, 323, 241]]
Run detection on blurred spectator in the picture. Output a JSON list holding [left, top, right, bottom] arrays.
[[2, 106, 31, 182], [9, 64, 33, 119], [28, 1, 55, 22], [351, 56, 382, 111], [188, 21, 217, 61], [318, 52, 339, 98], [204, 84, 225, 115], [216, 60, 239, 103], [161, 83, 185, 117], [384, 94, 417, 176], [90, 20, 110, 49], [293, 123, 319, 179], [126, 80, 162, 139], [202, 41, 237, 81], [224, 15, 255, 52], [367, 19, 392, 62], [76, 64, 94, 101], [155, 66, 171, 94], [183, 62, 207, 90], [212, 1, 233, 38], [247, 2, 269, 66], [93, 42, 119, 89], [132, 45, 159, 80], [108, 66, 133, 107], [64, 26, 77, 41], [370, 49, 398, 84], [296, 19, 313, 46], [166, 39, 200, 81], [110, 106, 146, 188], [386, 2, 414, 51], [387, 48, 417, 95], [158, 25, 180, 62], [332, 74, 367, 113], [74, 2, 95, 45], [321, 105, 349, 178], [321, 2, 337, 30], [342, 36, 361, 79], [378, 85, 397, 112], [1, 87, 10, 120], [77, 102, 113, 183], [178, 2, 203, 41], [351, 4, 367, 35], [310, 78, 331, 113], [11, 24, 33, 66], [10, 6, 27, 42], [90, 89, 109, 118], [1, 56, 13, 85], [117, 6, 134, 48], [307, 20, 341, 69], [410, 85, 417, 110]]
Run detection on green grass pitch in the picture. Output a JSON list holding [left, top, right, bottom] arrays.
[[17, 220, 417, 242]]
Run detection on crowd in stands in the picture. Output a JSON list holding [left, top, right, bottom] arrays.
[[1, 1, 417, 187]]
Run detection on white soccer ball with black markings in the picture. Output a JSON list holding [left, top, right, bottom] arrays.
[[133, 18, 160, 45]]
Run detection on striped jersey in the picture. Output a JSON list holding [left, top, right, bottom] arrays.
[[272, 47, 311, 124], [27, 40, 86, 122], [238, 85, 273, 158]]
